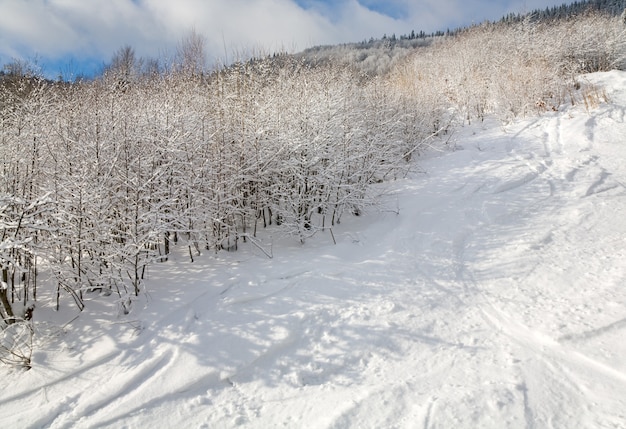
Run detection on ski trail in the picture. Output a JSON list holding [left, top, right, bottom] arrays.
[[476, 294, 626, 428], [49, 348, 177, 428], [560, 317, 626, 343], [422, 396, 437, 429], [457, 82, 626, 427]]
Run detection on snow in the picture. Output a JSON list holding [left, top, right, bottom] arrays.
[[2, 71, 626, 428]]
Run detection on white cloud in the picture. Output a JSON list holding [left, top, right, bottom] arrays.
[[0, 0, 578, 70], [142, 0, 336, 58], [0, 0, 411, 63]]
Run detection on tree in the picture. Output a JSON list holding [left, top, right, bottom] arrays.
[[107, 45, 141, 89], [2, 58, 40, 79], [0, 194, 52, 325], [176, 29, 207, 77]]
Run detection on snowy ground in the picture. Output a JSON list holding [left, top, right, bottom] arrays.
[[2, 71, 626, 428]]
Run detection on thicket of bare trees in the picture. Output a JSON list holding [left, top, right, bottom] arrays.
[[0, 55, 436, 324], [391, 9, 626, 125], [1, 10, 625, 359]]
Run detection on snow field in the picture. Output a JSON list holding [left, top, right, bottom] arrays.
[[1, 71, 626, 428]]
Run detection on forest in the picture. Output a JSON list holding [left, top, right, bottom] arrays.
[[1, 2, 625, 367]]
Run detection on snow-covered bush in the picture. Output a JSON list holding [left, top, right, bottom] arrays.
[[1, 55, 436, 315], [0, 320, 33, 369]]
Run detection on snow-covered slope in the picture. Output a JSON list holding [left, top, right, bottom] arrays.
[[2, 71, 626, 428]]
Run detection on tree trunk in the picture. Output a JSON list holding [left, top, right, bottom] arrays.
[[1, 269, 16, 324]]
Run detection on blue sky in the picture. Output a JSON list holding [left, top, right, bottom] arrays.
[[0, 0, 576, 79]]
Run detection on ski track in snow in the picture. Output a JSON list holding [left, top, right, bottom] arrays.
[[2, 71, 626, 428]]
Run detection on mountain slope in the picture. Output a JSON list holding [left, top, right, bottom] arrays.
[[1, 71, 626, 428]]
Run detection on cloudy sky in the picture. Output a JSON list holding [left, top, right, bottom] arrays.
[[1, 0, 575, 78]]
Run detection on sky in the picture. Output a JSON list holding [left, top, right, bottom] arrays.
[[0, 0, 576, 79]]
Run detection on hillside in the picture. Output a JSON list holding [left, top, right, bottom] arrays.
[[2, 4, 626, 427], [296, 0, 626, 76], [1, 69, 625, 428]]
